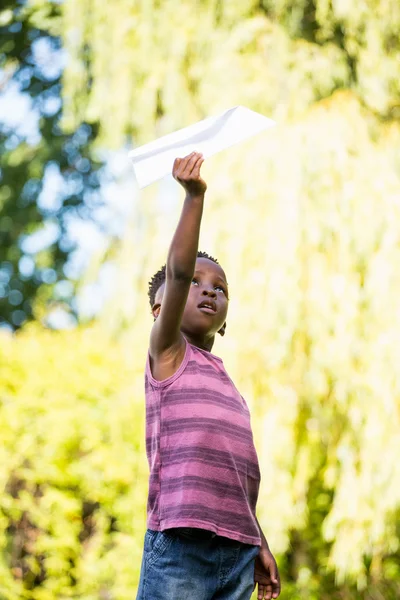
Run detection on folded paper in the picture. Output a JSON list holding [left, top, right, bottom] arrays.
[[129, 106, 275, 188]]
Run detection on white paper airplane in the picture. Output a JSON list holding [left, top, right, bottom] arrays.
[[129, 106, 276, 188]]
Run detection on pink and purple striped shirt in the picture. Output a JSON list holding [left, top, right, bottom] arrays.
[[144, 337, 261, 546]]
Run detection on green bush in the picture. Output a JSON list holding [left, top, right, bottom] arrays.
[[0, 325, 148, 599]]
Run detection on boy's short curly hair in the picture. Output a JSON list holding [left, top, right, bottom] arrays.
[[148, 251, 219, 308]]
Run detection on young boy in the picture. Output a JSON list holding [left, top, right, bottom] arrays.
[[136, 152, 280, 600]]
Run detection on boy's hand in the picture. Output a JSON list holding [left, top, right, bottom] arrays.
[[254, 548, 281, 599], [172, 151, 207, 198]]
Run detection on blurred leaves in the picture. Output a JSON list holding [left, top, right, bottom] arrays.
[[1, 0, 400, 599], [0, 0, 104, 331], [0, 324, 148, 599], [60, 0, 400, 146]]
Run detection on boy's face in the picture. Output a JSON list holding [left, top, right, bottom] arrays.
[[154, 258, 229, 339]]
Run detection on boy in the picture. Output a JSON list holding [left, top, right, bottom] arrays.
[[136, 152, 280, 600]]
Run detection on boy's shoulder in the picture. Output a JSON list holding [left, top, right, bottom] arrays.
[[146, 339, 226, 387]]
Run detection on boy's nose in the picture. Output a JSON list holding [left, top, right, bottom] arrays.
[[201, 288, 216, 298]]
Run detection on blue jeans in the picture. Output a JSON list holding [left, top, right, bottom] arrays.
[[136, 527, 260, 600]]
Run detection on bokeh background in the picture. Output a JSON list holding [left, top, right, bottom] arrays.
[[1, 1, 400, 598]]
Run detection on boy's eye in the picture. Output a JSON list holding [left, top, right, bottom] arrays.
[[215, 285, 225, 293], [191, 278, 199, 285]]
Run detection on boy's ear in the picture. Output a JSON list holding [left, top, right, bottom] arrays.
[[218, 322, 227, 337], [152, 303, 161, 321]]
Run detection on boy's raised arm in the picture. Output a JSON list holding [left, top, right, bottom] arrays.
[[150, 152, 206, 357]]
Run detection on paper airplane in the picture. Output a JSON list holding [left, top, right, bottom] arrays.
[[129, 106, 275, 188]]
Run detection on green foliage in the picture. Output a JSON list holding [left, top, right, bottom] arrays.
[[60, 0, 351, 146], [260, 0, 400, 116], [0, 0, 104, 330], [2, 1, 400, 598], [0, 324, 148, 599], [60, 0, 400, 147]]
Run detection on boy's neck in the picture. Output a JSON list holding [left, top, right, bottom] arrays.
[[183, 332, 215, 353]]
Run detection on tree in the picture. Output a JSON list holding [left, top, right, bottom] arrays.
[[0, 0, 104, 331], [59, 0, 400, 148]]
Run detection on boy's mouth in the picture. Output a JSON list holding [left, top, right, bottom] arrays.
[[198, 300, 217, 313]]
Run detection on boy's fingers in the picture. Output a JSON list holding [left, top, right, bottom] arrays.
[[257, 583, 266, 599], [272, 576, 280, 598], [173, 152, 204, 181], [257, 575, 279, 600], [191, 155, 204, 179], [172, 157, 182, 178], [183, 151, 202, 177], [173, 153, 193, 177], [258, 583, 275, 600], [269, 561, 279, 587], [179, 151, 195, 171], [271, 567, 280, 595]]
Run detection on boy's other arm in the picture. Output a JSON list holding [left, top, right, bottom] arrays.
[[150, 152, 206, 359]]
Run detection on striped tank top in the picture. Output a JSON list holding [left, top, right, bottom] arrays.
[[144, 337, 261, 546]]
